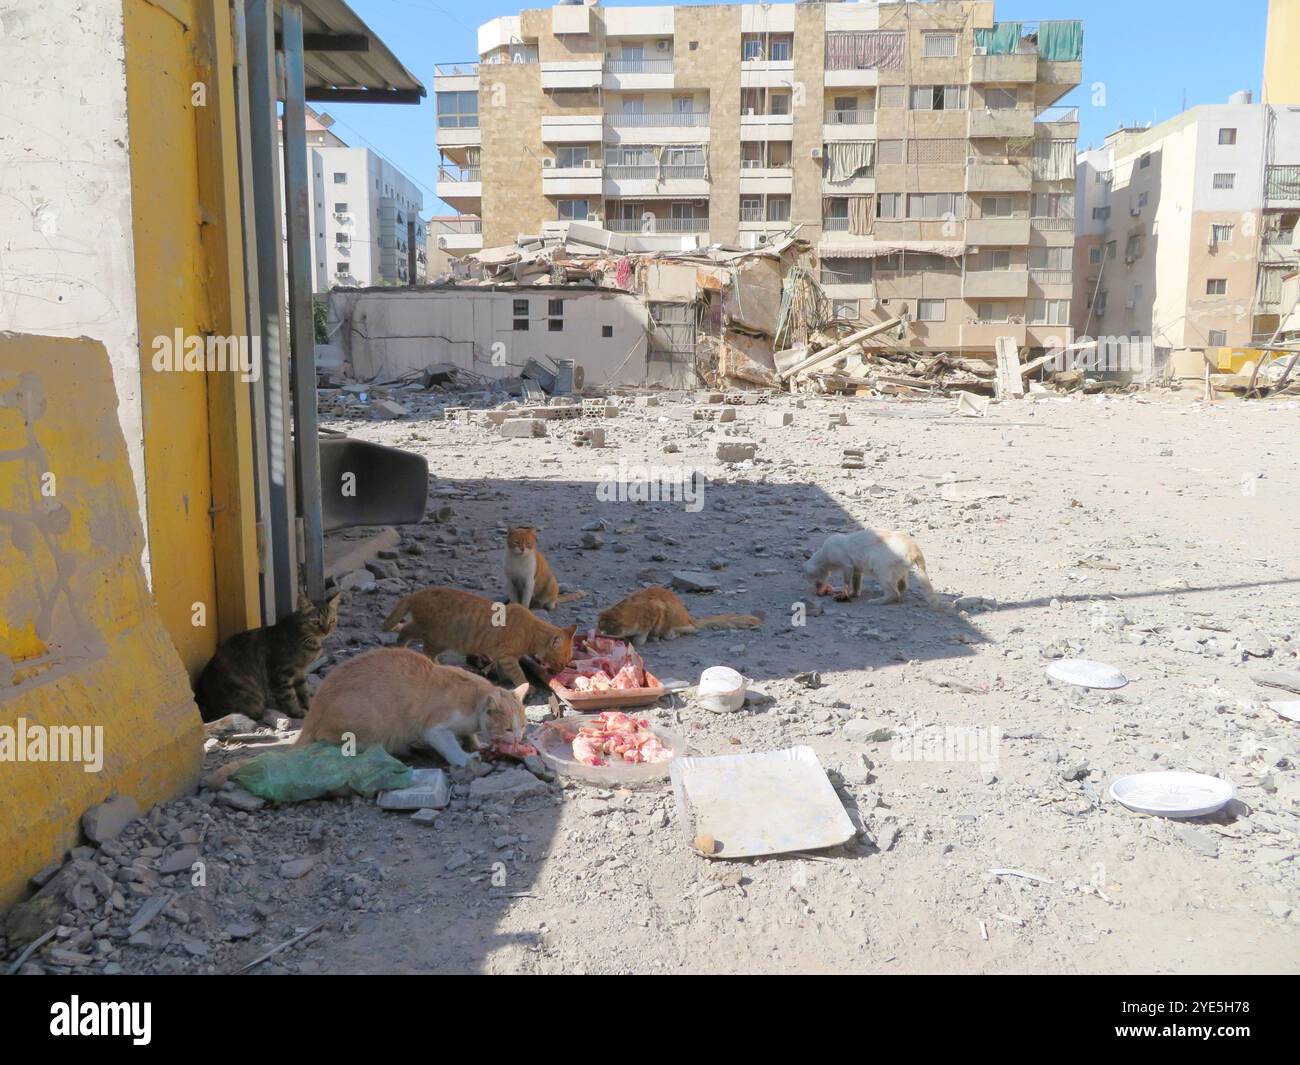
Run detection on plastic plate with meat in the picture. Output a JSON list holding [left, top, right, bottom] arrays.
[[531, 712, 688, 786], [548, 631, 665, 710]]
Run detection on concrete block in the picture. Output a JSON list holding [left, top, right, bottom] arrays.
[[716, 438, 758, 462], [765, 411, 794, 427], [499, 418, 547, 439]]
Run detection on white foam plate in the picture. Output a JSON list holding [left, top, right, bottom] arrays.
[[1109, 772, 1235, 819], [1269, 700, 1300, 723], [1044, 658, 1129, 689]]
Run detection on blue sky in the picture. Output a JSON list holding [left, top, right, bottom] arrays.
[[328, 0, 1271, 216]]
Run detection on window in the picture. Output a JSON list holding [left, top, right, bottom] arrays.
[[601, 325, 613, 338], [548, 319, 563, 332], [976, 301, 1009, 322], [982, 196, 1015, 218], [740, 196, 762, 221], [1028, 299, 1070, 325], [767, 196, 791, 222], [557, 199, 589, 221], [513, 318, 529, 332], [333, 172, 347, 184], [984, 87, 1018, 110], [819, 257, 873, 285], [1208, 329, 1228, 346], [1092, 291, 1107, 313], [1211, 223, 1234, 245], [1089, 246, 1103, 265], [1139, 153, 1151, 170], [1092, 206, 1111, 221], [741, 34, 764, 61], [1137, 191, 1149, 208], [832, 298, 860, 320], [1125, 234, 1143, 260], [910, 84, 966, 111], [557, 145, 589, 168], [1206, 278, 1227, 295], [768, 35, 792, 62], [436, 90, 478, 129], [513, 299, 528, 316], [876, 193, 903, 219], [906, 192, 961, 219], [334, 202, 348, 214], [336, 262, 350, 275], [768, 91, 792, 116], [1032, 192, 1073, 218], [548, 298, 563, 316], [1212, 172, 1236, 190], [1218, 128, 1237, 145], [876, 139, 904, 165], [918, 298, 946, 322], [923, 33, 958, 58]]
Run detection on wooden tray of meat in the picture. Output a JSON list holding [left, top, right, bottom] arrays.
[[548, 632, 666, 711]]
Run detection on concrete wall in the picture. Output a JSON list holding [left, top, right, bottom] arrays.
[[330, 287, 650, 386]]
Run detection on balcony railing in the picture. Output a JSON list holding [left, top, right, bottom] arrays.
[[606, 111, 709, 127], [438, 166, 480, 182], [825, 109, 876, 125], [1036, 106, 1080, 123], [434, 62, 479, 77], [430, 218, 482, 235], [1030, 269, 1072, 285], [1264, 228, 1298, 245], [606, 59, 673, 74], [1266, 165, 1300, 199], [605, 164, 707, 180], [1031, 216, 1074, 230], [741, 159, 792, 169], [608, 217, 709, 233], [822, 217, 850, 231], [482, 48, 538, 66]]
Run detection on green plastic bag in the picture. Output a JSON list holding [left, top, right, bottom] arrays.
[[231, 742, 413, 802]]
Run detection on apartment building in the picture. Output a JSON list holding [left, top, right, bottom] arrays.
[[433, 0, 1083, 357], [282, 107, 427, 290], [1073, 96, 1300, 374]]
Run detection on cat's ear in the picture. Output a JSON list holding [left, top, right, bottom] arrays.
[[511, 682, 530, 703], [564, 624, 577, 637]]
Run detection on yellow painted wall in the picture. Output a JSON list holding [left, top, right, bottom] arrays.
[[0, 335, 204, 908], [123, 0, 259, 674], [1264, 0, 1300, 104]]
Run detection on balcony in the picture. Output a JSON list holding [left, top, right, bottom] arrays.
[[961, 321, 1026, 349], [608, 217, 709, 234], [964, 270, 1030, 299], [969, 109, 1035, 139], [1035, 105, 1080, 140], [740, 58, 795, 89], [740, 111, 794, 139], [823, 109, 876, 141], [435, 165, 482, 209], [969, 52, 1038, 84], [822, 217, 850, 232], [431, 218, 482, 253], [967, 162, 1032, 192], [1030, 217, 1076, 246], [1265, 165, 1300, 205], [541, 114, 603, 143], [965, 216, 1030, 244], [740, 166, 793, 195], [604, 163, 709, 198], [541, 60, 602, 91], [436, 117, 480, 151], [542, 164, 603, 197], [604, 57, 674, 91], [604, 111, 710, 144], [433, 62, 479, 94]]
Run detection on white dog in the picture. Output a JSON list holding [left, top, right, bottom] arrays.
[[803, 530, 943, 608]]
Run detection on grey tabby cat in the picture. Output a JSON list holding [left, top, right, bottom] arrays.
[[193, 594, 341, 723]]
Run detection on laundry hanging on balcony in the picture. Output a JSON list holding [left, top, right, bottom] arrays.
[[1032, 138, 1076, 182], [973, 22, 1022, 55], [1037, 21, 1083, 62], [824, 31, 904, 71], [824, 140, 875, 183]]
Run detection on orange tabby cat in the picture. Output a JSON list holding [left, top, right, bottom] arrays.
[[382, 586, 576, 687], [504, 526, 585, 611], [596, 586, 761, 646], [296, 647, 526, 768]]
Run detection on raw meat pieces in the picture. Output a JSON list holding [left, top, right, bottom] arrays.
[[480, 738, 538, 762], [552, 631, 648, 691], [564, 711, 673, 767]]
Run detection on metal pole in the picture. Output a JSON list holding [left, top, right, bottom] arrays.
[[281, 2, 325, 601], [246, 0, 298, 617], [407, 218, 417, 286]]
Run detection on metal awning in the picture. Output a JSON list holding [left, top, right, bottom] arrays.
[[278, 0, 426, 104]]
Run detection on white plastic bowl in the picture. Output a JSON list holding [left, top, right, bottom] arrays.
[[1044, 658, 1129, 689], [1109, 772, 1235, 818], [697, 666, 747, 714]]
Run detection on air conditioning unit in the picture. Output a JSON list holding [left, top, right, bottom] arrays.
[[1124, 255, 1136, 264], [582, 158, 599, 168], [656, 39, 670, 51], [542, 157, 556, 168], [1125, 299, 1136, 309], [810, 146, 824, 160], [973, 45, 988, 55], [586, 212, 603, 222], [1130, 206, 1141, 216]]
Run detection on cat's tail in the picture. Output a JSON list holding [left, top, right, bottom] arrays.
[[555, 590, 588, 604], [381, 594, 416, 632], [691, 613, 762, 631]]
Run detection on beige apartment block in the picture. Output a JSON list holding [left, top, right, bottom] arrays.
[[1073, 95, 1300, 377], [434, 1, 1083, 356]]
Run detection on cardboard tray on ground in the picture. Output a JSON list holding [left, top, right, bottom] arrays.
[[547, 669, 665, 711]]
